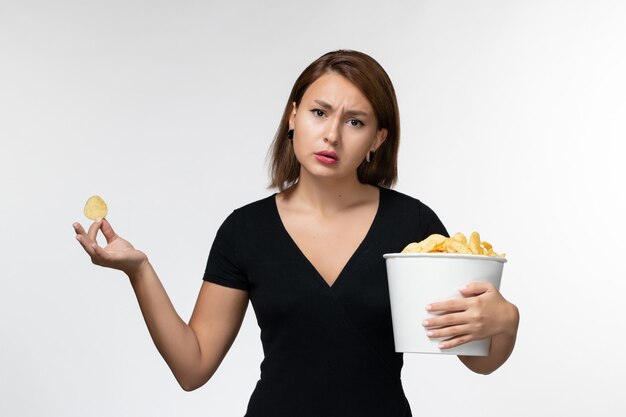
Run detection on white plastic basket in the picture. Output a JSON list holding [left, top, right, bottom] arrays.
[[383, 253, 507, 356]]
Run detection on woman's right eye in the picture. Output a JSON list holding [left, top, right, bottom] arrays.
[[311, 109, 325, 117]]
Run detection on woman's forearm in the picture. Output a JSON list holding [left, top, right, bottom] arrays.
[[458, 303, 519, 375], [127, 260, 203, 390]]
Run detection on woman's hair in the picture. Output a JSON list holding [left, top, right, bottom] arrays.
[[266, 49, 400, 192]]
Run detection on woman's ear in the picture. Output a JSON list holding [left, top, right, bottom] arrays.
[[289, 101, 297, 129], [373, 128, 388, 151]]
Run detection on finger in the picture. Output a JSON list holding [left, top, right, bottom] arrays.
[[459, 281, 494, 297], [91, 243, 111, 266], [75, 232, 97, 258], [423, 311, 466, 329], [438, 334, 475, 350], [100, 218, 119, 244], [426, 298, 468, 313], [87, 218, 103, 242], [426, 324, 472, 340], [73, 222, 87, 236]]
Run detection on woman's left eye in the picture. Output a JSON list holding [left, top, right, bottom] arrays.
[[348, 119, 364, 127]]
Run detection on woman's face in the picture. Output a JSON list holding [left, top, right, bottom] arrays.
[[289, 72, 387, 182]]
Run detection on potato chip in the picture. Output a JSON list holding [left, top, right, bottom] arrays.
[[445, 239, 472, 254], [401, 242, 421, 253], [84, 195, 108, 220], [452, 232, 467, 244], [469, 232, 482, 254], [420, 234, 447, 252], [432, 240, 446, 252]]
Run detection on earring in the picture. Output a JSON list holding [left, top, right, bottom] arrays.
[[366, 150, 375, 163], [287, 129, 294, 140]]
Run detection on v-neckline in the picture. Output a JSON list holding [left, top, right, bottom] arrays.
[[272, 186, 385, 290]]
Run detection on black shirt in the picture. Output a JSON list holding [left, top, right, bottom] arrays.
[[203, 186, 448, 417]]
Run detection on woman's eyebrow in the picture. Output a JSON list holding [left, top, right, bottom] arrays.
[[313, 99, 369, 117]]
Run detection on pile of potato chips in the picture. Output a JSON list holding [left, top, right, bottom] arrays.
[[401, 232, 505, 258]]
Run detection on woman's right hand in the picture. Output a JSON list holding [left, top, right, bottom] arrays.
[[73, 218, 149, 277]]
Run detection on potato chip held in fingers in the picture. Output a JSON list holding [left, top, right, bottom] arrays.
[[84, 195, 108, 220]]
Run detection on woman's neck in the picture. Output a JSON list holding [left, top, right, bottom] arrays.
[[281, 171, 377, 216]]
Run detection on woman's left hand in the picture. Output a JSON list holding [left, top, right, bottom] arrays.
[[422, 281, 518, 350]]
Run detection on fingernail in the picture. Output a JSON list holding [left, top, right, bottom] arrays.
[[422, 320, 429, 327], [76, 235, 80, 241], [427, 331, 434, 337], [425, 305, 432, 311], [438, 343, 446, 349], [96, 218, 102, 223]]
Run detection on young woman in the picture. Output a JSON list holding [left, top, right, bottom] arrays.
[[73, 50, 519, 416]]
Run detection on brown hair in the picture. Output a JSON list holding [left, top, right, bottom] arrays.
[[266, 49, 400, 192]]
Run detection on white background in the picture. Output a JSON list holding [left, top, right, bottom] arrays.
[[1, 0, 625, 416]]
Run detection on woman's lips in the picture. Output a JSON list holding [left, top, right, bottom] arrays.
[[314, 153, 338, 164], [315, 151, 338, 160]]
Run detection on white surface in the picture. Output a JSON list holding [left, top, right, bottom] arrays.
[[1, 1, 625, 416], [384, 253, 505, 356]]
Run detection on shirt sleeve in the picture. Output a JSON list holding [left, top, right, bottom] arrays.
[[202, 211, 250, 291], [420, 201, 450, 239]]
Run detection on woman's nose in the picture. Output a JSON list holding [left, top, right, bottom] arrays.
[[324, 118, 341, 144]]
